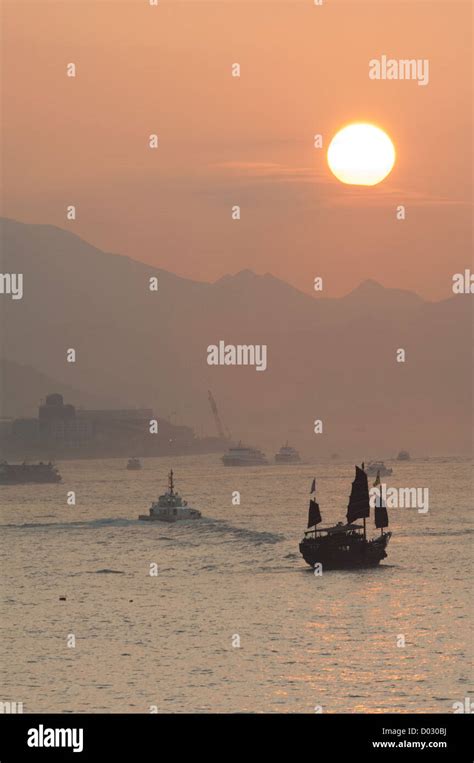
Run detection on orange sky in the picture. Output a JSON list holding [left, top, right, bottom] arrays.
[[2, 0, 472, 298]]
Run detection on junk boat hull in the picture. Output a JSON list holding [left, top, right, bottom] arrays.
[[299, 532, 391, 570]]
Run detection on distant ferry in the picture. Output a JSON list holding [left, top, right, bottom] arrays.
[[365, 460, 393, 477], [222, 443, 268, 466], [0, 461, 62, 484], [275, 443, 301, 464], [397, 450, 411, 461], [138, 470, 201, 522], [126, 457, 142, 470]]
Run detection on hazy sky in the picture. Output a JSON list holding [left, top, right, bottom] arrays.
[[2, 0, 472, 298]]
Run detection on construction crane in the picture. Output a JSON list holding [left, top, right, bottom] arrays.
[[208, 390, 231, 440]]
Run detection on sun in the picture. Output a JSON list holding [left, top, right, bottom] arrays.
[[327, 123, 396, 186]]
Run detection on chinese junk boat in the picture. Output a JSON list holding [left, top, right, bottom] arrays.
[[299, 467, 391, 570], [0, 461, 62, 484], [138, 469, 201, 522]]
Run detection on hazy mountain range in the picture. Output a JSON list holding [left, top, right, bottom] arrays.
[[1, 218, 472, 457]]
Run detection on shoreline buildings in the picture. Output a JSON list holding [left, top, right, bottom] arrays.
[[0, 393, 224, 459]]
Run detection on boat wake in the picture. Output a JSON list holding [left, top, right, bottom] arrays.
[[398, 527, 473, 538], [195, 518, 284, 545], [1, 517, 140, 531], [1, 516, 284, 546]]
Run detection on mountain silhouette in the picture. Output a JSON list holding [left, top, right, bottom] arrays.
[[1, 217, 471, 456]]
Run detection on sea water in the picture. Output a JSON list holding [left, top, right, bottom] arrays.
[[0, 455, 471, 713]]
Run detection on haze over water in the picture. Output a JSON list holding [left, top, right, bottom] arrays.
[[1, 455, 471, 713]]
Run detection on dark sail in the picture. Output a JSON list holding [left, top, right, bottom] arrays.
[[307, 498, 321, 527], [346, 465, 370, 524], [375, 504, 389, 529]]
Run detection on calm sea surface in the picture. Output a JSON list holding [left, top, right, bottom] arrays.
[[1, 455, 472, 713]]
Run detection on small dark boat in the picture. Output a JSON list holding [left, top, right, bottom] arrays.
[[299, 467, 391, 570], [0, 461, 62, 484], [397, 450, 410, 461]]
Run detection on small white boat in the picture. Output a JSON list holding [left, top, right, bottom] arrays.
[[222, 442, 268, 466], [138, 470, 201, 522], [275, 443, 301, 464]]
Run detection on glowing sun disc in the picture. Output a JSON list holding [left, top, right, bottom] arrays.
[[327, 123, 396, 186]]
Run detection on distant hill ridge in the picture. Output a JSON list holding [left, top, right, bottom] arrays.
[[0, 217, 471, 455]]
